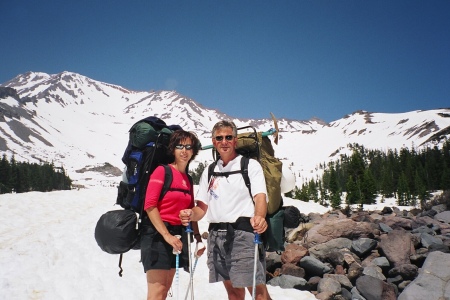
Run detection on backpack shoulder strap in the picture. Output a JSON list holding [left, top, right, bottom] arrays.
[[160, 165, 173, 201], [207, 161, 217, 183], [240, 156, 252, 200], [160, 165, 192, 200]]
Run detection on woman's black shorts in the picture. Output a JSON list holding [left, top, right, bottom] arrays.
[[140, 223, 189, 272]]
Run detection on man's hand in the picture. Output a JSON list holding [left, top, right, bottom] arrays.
[[194, 242, 206, 258], [250, 215, 268, 234]]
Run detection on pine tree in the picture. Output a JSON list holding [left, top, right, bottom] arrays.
[[397, 172, 410, 205], [346, 175, 359, 205], [361, 168, 377, 204], [308, 179, 319, 202], [190, 161, 208, 185], [0, 154, 12, 193]]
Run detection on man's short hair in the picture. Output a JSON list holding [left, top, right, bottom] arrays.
[[212, 120, 237, 137]]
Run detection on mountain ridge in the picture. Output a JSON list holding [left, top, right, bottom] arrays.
[[1, 71, 449, 188]]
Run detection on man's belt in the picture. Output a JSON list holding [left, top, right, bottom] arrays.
[[208, 216, 254, 233]]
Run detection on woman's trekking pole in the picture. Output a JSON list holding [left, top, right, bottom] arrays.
[[185, 223, 194, 300], [252, 233, 262, 300], [173, 235, 182, 300]]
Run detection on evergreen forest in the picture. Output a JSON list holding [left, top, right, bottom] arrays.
[[288, 140, 450, 209], [0, 154, 72, 194]]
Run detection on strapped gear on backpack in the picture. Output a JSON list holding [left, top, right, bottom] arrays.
[[207, 124, 287, 252], [94, 116, 190, 276]]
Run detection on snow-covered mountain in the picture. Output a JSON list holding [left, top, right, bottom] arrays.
[[1, 71, 449, 188]]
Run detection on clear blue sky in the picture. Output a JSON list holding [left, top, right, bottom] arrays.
[[1, 0, 449, 123]]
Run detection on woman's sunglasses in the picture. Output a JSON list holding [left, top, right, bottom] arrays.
[[175, 144, 193, 150], [214, 135, 234, 141]]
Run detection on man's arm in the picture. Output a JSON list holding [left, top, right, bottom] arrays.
[[180, 200, 208, 226], [251, 193, 268, 234]]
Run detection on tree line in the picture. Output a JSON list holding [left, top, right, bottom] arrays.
[[288, 140, 450, 209], [0, 154, 72, 194]]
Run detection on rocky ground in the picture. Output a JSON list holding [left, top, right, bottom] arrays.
[[266, 196, 450, 300]]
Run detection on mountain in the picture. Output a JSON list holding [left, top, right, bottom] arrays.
[[1, 71, 450, 188]]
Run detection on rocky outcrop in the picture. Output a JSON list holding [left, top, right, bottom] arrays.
[[266, 203, 450, 299]]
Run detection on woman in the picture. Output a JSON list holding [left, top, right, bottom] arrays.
[[141, 130, 204, 300]]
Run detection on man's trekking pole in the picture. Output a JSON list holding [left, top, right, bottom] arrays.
[[185, 223, 194, 300], [173, 235, 182, 300], [252, 233, 262, 300], [184, 239, 203, 300], [184, 258, 198, 300]]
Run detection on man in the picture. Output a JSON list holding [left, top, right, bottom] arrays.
[[180, 120, 271, 300]]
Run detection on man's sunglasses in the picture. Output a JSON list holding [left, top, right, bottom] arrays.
[[175, 144, 193, 150], [214, 135, 234, 141]]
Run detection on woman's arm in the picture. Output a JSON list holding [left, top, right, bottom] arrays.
[[146, 206, 182, 253]]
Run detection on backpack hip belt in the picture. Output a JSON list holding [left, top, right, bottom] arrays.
[[208, 216, 253, 233]]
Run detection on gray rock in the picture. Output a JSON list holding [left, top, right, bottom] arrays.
[[363, 265, 386, 281], [309, 237, 353, 261], [351, 287, 367, 300], [420, 232, 443, 248], [356, 275, 397, 300], [267, 274, 308, 290], [429, 243, 450, 253], [431, 204, 447, 214], [411, 225, 435, 235], [372, 256, 390, 269], [317, 277, 341, 295], [299, 256, 331, 277], [435, 210, 450, 224], [341, 288, 352, 300], [324, 274, 353, 290], [379, 222, 393, 233], [398, 251, 450, 300], [351, 238, 378, 257]]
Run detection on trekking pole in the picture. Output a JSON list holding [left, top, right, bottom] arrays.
[[173, 235, 182, 300], [252, 233, 262, 300], [184, 245, 201, 300], [185, 223, 194, 300]]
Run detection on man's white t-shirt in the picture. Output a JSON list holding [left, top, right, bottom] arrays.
[[195, 155, 268, 223]]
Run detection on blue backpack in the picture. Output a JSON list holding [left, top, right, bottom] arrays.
[[95, 116, 189, 276]]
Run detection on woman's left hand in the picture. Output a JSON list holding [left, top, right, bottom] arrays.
[[163, 232, 182, 254]]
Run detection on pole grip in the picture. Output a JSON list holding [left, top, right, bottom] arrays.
[[186, 222, 193, 233], [254, 233, 262, 244]]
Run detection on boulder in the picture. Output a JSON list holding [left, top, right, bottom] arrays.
[[267, 274, 308, 290], [351, 238, 378, 257], [280, 243, 308, 264], [398, 251, 450, 300], [356, 275, 397, 300], [379, 229, 414, 266], [299, 256, 331, 277], [306, 218, 377, 246], [308, 238, 352, 261], [317, 277, 341, 295], [281, 263, 305, 278]]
